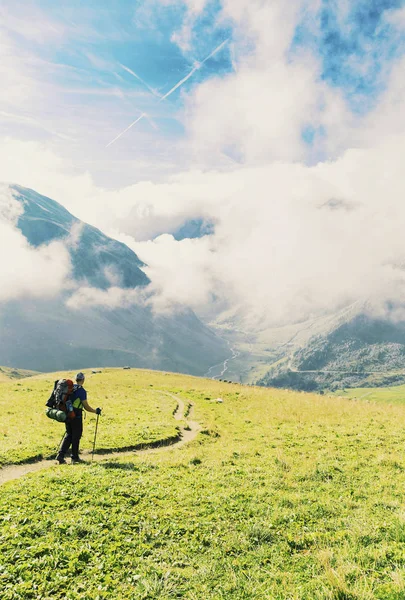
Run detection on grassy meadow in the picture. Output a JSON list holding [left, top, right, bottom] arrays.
[[0, 369, 179, 466], [333, 384, 405, 406], [2, 369, 405, 598]]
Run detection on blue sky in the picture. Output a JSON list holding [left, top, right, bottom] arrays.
[[9, 0, 403, 109], [7, 1, 233, 117], [0, 1, 229, 160], [294, 0, 405, 113], [0, 0, 404, 185]]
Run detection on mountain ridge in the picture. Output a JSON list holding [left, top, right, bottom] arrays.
[[0, 184, 229, 374], [256, 311, 405, 392], [13, 184, 150, 290]]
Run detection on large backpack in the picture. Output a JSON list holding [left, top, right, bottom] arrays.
[[46, 379, 75, 422]]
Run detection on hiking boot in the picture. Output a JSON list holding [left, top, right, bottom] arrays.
[[71, 457, 85, 464], [56, 455, 66, 465]]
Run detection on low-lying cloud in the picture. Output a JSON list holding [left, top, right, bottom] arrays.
[[66, 285, 147, 311], [0, 186, 72, 302], [122, 137, 405, 325]]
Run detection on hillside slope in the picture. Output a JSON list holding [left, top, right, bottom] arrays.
[[15, 184, 149, 289], [2, 369, 405, 598], [258, 312, 405, 391], [0, 366, 38, 382]]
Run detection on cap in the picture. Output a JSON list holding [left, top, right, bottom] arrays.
[[76, 372, 85, 382]]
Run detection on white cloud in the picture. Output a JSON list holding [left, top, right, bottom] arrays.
[[385, 6, 405, 30], [166, 0, 352, 167], [359, 57, 405, 145], [184, 57, 323, 164], [0, 5, 65, 43], [0, 183, 23, 223], [0, 187, 72, 303], [66, 285, 147, 311], [129, 234, 217, 310], [2, 125, 405, 323], [1, 0, 405, 327], [117, 139, 405, 324], [157, 0, 208, 51], [0, 138, 96, 216]]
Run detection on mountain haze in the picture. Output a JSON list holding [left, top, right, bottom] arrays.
[[0, 185, 229, 374], [257, 310, 405, 392], [15, 185, 149, 290]]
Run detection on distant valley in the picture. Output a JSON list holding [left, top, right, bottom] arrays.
[[3, 184, 405, 393], [0, 185, 229, 375]]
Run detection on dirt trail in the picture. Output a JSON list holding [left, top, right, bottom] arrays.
[[0, 391, 200, 486]]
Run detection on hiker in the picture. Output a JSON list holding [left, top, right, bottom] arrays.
[[56, 372, 101, 464]]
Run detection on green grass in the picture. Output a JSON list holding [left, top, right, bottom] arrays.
[[0, 369, 179, 466], [2, 370, 405, 598], [332, 384, 405, 405]]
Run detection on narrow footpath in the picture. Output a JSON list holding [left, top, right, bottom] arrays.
[[0, 391, 200, 486]]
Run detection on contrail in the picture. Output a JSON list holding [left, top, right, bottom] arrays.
[[145, 115, 159, 131], [106, 38, 229, 148], [159, 65, 200, 102], [105, 113, 146, 148], [157, 38, 230, 102], [120, 63, 162, 98]]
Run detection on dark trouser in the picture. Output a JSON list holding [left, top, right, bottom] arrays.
[[59, 417, 83, 459]]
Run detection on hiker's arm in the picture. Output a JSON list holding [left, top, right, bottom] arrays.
[[82, 399, 101, 414]]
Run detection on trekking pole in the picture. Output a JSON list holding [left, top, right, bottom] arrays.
[[92, 413, 100, 462], [56, 431, 65, 457]]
